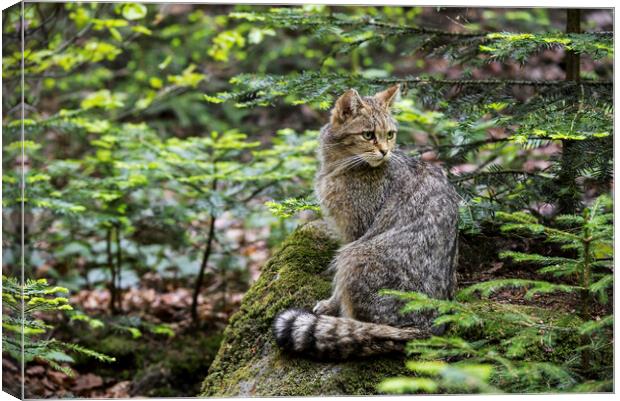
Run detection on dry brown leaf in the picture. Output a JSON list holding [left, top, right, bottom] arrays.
[[72, 373, 104, 392], [26, 365, 46, 376], [106, 380, 132, 398]]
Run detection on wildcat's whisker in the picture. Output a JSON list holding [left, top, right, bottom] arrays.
[[329, 156, 359, 174], [333, 155, 366, 173], [390, 152, 408, 165]]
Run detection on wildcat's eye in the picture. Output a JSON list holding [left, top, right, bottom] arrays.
[[387, 131, 396, 140], [361, 131, 375, 140]]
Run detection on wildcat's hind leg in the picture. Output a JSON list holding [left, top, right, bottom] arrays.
[[312, 297, 339, 316]]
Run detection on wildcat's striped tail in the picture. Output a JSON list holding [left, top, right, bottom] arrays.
[[273, 309, 427, 359]]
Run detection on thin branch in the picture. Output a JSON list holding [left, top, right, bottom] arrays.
[[2, 3, 61, 40], [191, 180, 218, 325], [361, 18, 612, 38], [373, 77, 612, 87], [106, 228, 117, 314], [239, 180, 278, 203], [228, 160, 286, 202], [413, 137, 511, 154], [113, 85, 188, 122], [115, 222, 123, 313], [259, 12, 613, 38], [450, 169, 544, 183]]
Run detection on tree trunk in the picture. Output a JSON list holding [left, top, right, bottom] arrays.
[[558, 9, 581, 213]]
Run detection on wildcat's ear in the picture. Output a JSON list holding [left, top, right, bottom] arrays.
[[330, 89, 365, 126], [374, 84, 400, 110]]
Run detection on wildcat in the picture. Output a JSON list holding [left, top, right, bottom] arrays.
[[273, 85, 459, 359]]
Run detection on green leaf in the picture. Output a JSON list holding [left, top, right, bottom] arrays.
[[204, 94, 224, 103], [265, 197, 320, 218], [378, 377, 439, 394], [127, 327, 142, 339], [406, 360, 447, 376], [578, 315, 613, 335], [122, 3, 147, 20], [589, 275, 613, 303], [150, 324, 175, 337], [109, 27, 122, 42], [81, 89, 125, 110], [167, 65, 205, 88], [458, 364, 494, 381], [131, 25, 152, 35], [158, 55, 172, 70], [43, 350, 75, 363]]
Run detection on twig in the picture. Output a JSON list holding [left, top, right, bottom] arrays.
[[106, 228, 117, 314], [275, 12, 613, 38], [191, 180, 218, 325], [372, 77, 613, 87], [451, 169, 543, 183], [115, 223, 123, 313]]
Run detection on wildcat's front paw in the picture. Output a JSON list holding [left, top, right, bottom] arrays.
[[313, 299, 338, 316]]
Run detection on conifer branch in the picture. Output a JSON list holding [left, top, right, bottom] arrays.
[[233, 10, 612, 38], [211, 72, 611, 110], [373, 77, 612, 87], [231, 9, 613, 61], [450, 169, 544, 183]]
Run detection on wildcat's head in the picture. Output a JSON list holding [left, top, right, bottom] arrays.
[[322, 85, 400, 168]]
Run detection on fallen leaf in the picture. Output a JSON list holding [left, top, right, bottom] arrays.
[[106, 380, 131, 398], [73, 373, 103, 392], [48, 369, 70, 386], [26, 365, 46, 376]]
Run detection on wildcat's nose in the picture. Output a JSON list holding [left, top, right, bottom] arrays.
[[379, 149, 388, 156]]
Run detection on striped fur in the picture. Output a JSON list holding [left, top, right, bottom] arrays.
[[273, 86, 458, 360], [273, 309, 426, 359]]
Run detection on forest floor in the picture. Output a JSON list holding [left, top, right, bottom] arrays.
[[458, 230, 612, 318], [3, 280, 242, 398], [2, 216, 273, 398]]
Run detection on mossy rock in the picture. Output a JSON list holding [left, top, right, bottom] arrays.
[[200, 221, 587, 396], [200, 221, 409, 396]]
